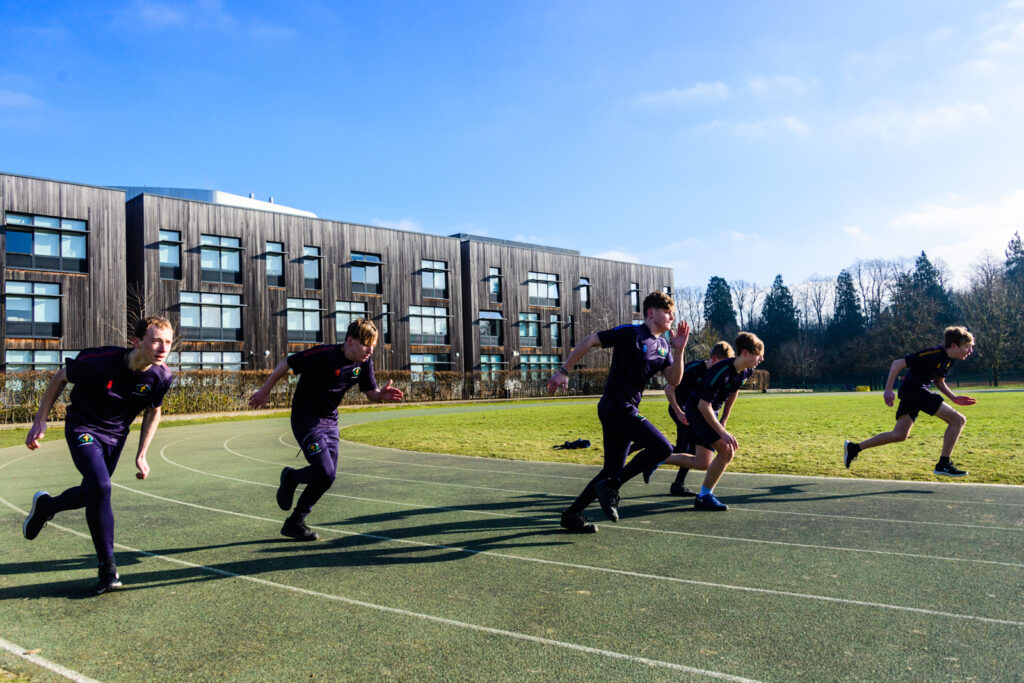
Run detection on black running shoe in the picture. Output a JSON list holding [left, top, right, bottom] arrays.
[[277, 467, 297, 511], [669, 482, 697, 497], [281, 517, 319, 541], [23, 491, 53, 540], [694, 493, 728, 511], [934, 461, 968, 477], [96, 560, 122, 595], [560, 510, 597, 534], [843, 440, 860, 469], [641, 462, 660, 484], [594, 479, 620, 522]]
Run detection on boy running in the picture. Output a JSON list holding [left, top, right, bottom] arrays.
[[249, 319, 403, 541], [22, 316, 175, 595], [547, 292, 689, 531], [844, 326, 976, 477], [659, 341, 735, 496]]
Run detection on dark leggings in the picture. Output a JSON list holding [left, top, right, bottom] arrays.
[[48, 432, 125, 562], [287, 426, 340, 521], [567, 403, 672, 514]]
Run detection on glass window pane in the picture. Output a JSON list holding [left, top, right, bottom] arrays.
[[34, 216, 60, 228], [61, 219, 87, 231], [34, 232, 59, 256], [200, 235, 218, 246], [222, 237, 240, 248], [5, 213, 32, 226], [223, 306, 241, 329], [201, 306, 221, 328], [304, 259, 318, 279], [6, 297, 31, 321], [180, 292, 200, 303], [367, 266, 379, 285], [222, 294, 240, 306], [6, 350, 32, 363], [267, 254, 282, 276], [61, 233, 86, 259], [180, 305, 200, 328], [5, 230, 32, 254], [303, 299, 318, 311], [304, 311, 319, 331], [36, 297, 60, 323], [222, 250, 239, 271], [35, 350, 60, 364], [159, 230, 180, 241], [223, 352, 242, 363], [159, 242, 179, 266], [200, 293, 220, 304], [5, 281, 31, 294], [200, 248, 218, 269], [287, 310, 302, 330], [267, 241, 283, 252]]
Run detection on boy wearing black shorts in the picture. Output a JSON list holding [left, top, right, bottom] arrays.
[[844, 326, 976, 477], [22, 316, 175, 595], [249, 319, 403, 541], [547, 292, 689, 531], [660, 341, 734, 496]]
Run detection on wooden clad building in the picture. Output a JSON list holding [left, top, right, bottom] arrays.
[[125, 193, 464, 372], [1, 173, 127, 371]]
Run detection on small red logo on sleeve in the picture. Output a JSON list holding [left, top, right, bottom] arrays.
[[106, 380, 113, 389], [335, 369, 341, 376]]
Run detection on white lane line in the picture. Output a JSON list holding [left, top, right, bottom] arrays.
[[149, 444, 1024, 625], [0, 496, 759, 682], [214, 434, 1024, 569], [0, 637, 100, 683]]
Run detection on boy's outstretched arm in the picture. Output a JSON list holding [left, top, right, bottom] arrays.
[[547, 333, 601, 394], [366, 380, 404, 403], [934, 378, 976, 406], [882, 358, 907, 407], [249, 358, 291, 408], [26, 368, 68, 450]]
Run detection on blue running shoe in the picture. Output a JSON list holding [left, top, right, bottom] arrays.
[[694, 493, 728, 511], [594, 479, 620, 522]]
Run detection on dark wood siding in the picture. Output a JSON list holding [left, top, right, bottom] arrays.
[[2, 173, 126, 367]]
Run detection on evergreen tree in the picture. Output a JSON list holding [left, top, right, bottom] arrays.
[[827, 269, 865, 345], [758, 274, 799, 351], [910, 251, 954, 321], [1006, 231, 1024, 289], [703, 276, 737, 338]]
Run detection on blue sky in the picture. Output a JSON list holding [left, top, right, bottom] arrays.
[[3, 1, 1024, 291]]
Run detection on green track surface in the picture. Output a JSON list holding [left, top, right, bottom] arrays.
[[1, 403, 1021, 681]]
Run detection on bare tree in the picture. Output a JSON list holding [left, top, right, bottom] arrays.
[[959, 252, 1014, 385], [729, 279, 764, 331], [675, 286, 705, 333], [804, 274, 834, 334]]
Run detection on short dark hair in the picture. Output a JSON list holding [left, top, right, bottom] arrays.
[[944, 326, 974, 348], [642, 291, 675, 317], [710, 341, 735, 359], [346, 318, 378, 346], [133, 315, 172, 340], [734, 331, 764, 356]]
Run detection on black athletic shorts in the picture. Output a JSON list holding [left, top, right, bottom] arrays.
[[684, 410, 721, 450], [895, 385, 944, 422]]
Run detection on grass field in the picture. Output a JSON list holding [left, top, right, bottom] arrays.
[[342, 391, 1024, 484], [1, 400, 1022, 681]]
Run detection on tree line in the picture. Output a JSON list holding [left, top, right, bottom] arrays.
[[674, 233, 1024, 387]]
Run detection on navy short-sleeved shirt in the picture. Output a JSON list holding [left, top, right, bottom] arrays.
[[673, 359, 708, 408], [900, 345, 954, 394], [685, 357, 751, 417], [64, 346, 174, 445], [288, 344, 377, 421], [596, 324, 673, 409]]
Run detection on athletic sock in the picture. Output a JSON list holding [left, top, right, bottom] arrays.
[[674, 467, 689, 485], [700, 486, 713, 497], [937, 456, 950, 466]]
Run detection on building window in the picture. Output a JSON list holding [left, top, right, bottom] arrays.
[[180, 292, 243, 341], [159, 230, 182, 280], [410, 353, 450, 380], [170, 351, 243, 370], [421, 259, 448, 299], [569, 314, 576, 348], [479, 311, 503, 346], [4, 349, 76, 371], [549, 314, 561, 348], [580, 277, 591, 310], [287, 298, 322, 342], [630, 282, 640, 313], [518, 312, 539, 347], [521, 354, 561, 379], [381, 303, 391, 344], [351, 252, 382, 294], [336, 301, 369, 337], [266, 241, 286, 288], [303, 246, 322, 290], [480, 354, 504, 379], [409, 305, 449, 345], [487, 267, 502, 303], [528, 271, 559, 307], [200, 235, 243, 284], [4, 213, 88, 273], [662, 285, 672, 297], [4, 281, 61, 338]]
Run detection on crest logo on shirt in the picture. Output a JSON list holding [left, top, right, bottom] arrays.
[[307, 442, 321, 454], [658, 347, 668, 357], [133, 383, 151, 396], [642, 344, 648, 353], [352, 367, 361, 378], [76, 433, 94, 445]]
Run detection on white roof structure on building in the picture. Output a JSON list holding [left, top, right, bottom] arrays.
[[113, 186, 317, 218]]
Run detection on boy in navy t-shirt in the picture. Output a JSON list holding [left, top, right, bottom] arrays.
[[660, 340, 734, 496], [547, 292, 690, 531], [22, 316, 175, 595], [845, 326, 976, 477], [250, 319, 403, 541]]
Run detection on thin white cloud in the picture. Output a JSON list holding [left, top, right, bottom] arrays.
[[0, 89, 42, 108], [130, 1, 186, 27], [844, 102, 990, 140], [705, 116, 810, 136], [841, 225, 865, 239], [747, 75, 817, 96], [632, 82, 730, 107]]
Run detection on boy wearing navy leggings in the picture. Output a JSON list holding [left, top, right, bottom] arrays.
[[22, 316, 174, 595], [547, 292, 689, 531], [249, 318, 403, 541]]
